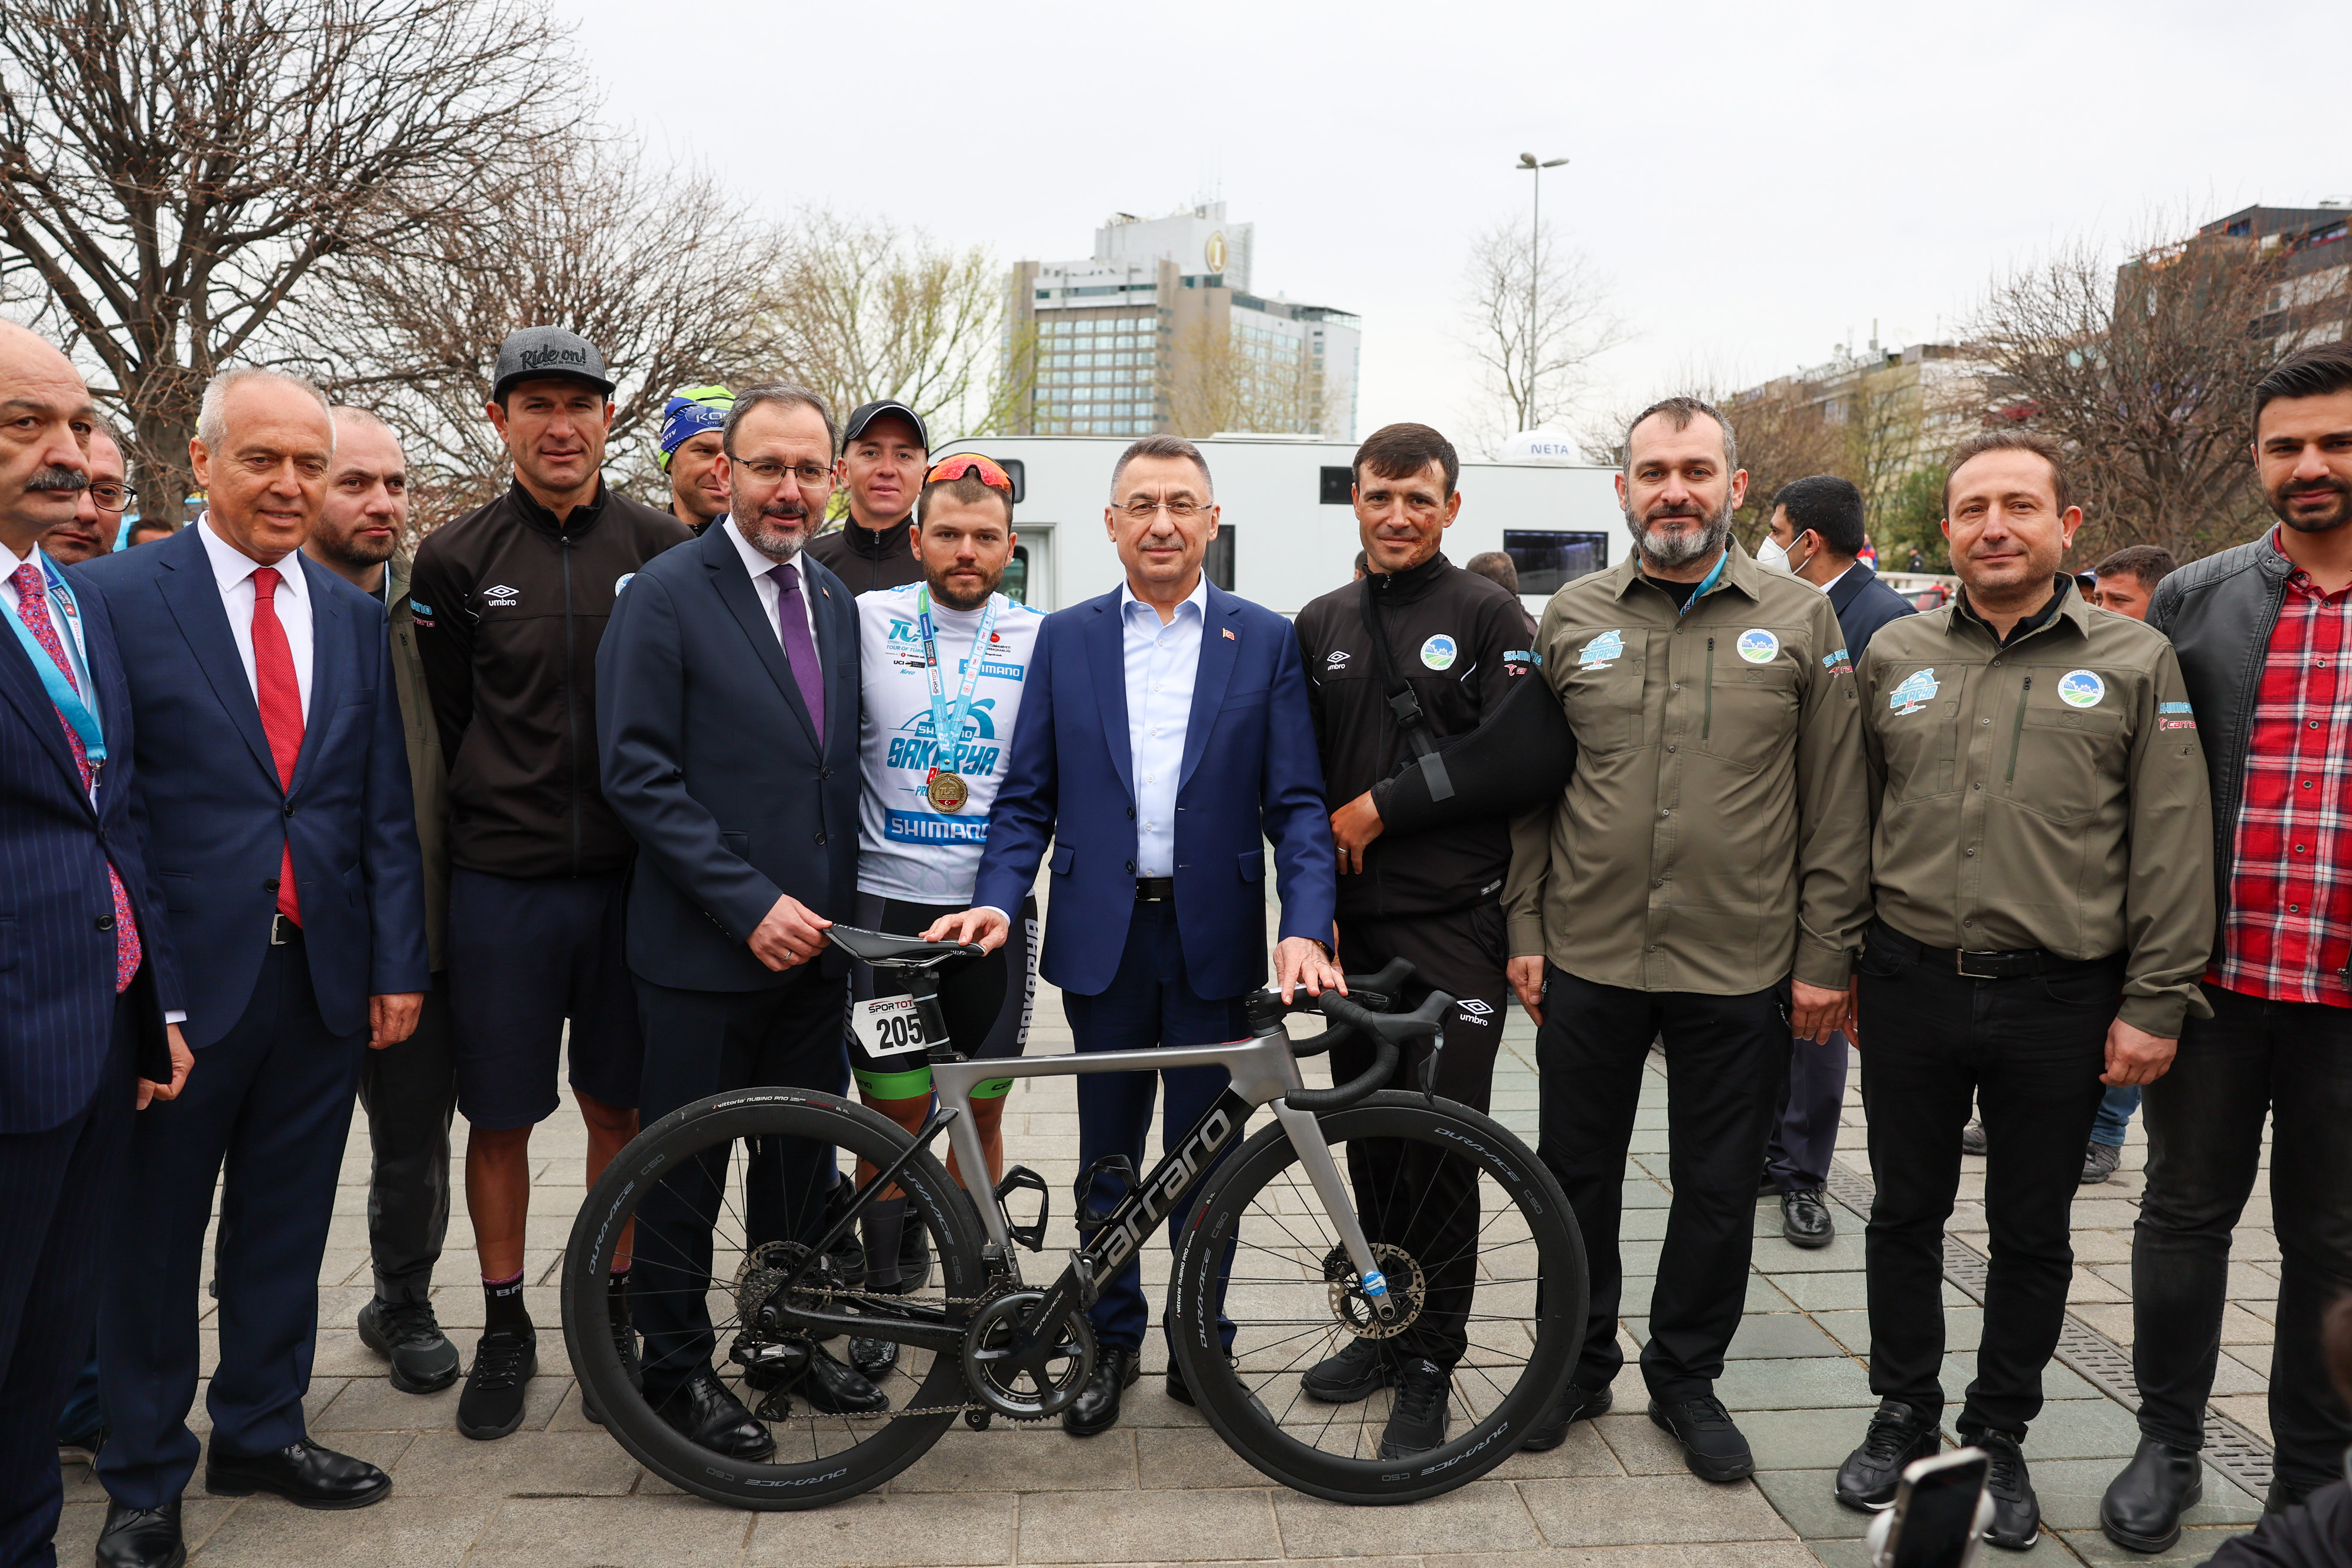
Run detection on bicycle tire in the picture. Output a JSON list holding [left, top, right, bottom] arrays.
[[1168, 1090, 1585, 1504], [561, 1088, 985, 1509]]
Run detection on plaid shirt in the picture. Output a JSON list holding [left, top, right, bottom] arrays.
[[2213, 529, 2352, 1006]]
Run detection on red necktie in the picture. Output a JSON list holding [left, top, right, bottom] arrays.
[[251, 566, 304, 926], [11, 561, 142, 990]]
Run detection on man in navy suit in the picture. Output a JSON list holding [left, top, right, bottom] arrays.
[[933, 434, 1340, 1438], [73, 368, 429, 1568], [598, 383, 877, 1458], [1754, 475, 1915, 1252], [0, 323, 188, 1568]]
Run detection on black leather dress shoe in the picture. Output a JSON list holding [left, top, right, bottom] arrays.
[[652, 1366, 775, 1461], [1521, 1378, 1613, 1452], [2100, 1438, 2203, 1552], [204, 1437, 390, 1510], [1836, 1400, 1942, 1510], [795, 1341, 890, 1414], [1061, 1344, 1138, 1438], [1781, 1188, 1835, 1249], [96, 1498, 184, 1568]]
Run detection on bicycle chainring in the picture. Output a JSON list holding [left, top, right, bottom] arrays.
[[961, 1289, 1096, 1420], [1323, 1242, 1426, 1340]]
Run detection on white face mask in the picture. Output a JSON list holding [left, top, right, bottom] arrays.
[[1756, 530, 1817, 581]]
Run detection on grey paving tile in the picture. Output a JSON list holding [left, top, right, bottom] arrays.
[[1747, 1233, 1870, 1275], [1716, 1357, 1876, 1412], [2016, 1397, 2147, 1461], [1488, 1419, 1625, 1480], [890, 1428, 1136, 1492], [1626, 1314, 1847, 1362], [1434, 1549, 1818, 1567], [2027, 1457, 2263, 1533], [1751, 1469, 1873, 1540], [1277, 1479, 1540, 1555], [2054, 1524, 2255, 1563], [389, 1430, 641, 1496], [747, 1490, 1017, 1564], [1020, 1485, 1279, 1562], [312, 1366, 567, 1433], [190, 1495, 496, 1567], [1517, 1474, 1795, 1547], [468, 1496, 751, 1567], [1136, 1427, 1285, 1489], [1735, 1407, 1913, 1472]]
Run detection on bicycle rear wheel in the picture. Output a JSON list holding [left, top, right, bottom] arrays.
[[561, 1089, 986, 1509], [1168, 1090, 1585, 1504]]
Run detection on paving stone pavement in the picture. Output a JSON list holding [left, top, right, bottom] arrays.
[[59, 966, 2283, 1566]]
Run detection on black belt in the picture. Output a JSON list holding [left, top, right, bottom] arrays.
[[1870, 919, 2109, 981], [1135, 877, 1175, 903], [269, 912, 305, 946]]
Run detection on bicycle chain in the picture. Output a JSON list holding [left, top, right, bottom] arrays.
[[754, 1283, 1060, 1423]]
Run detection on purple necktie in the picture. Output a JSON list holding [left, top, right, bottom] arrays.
[[769, 561, 825, 737]]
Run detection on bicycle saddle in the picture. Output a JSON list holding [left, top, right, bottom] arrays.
[[824, 925, 983, 968]]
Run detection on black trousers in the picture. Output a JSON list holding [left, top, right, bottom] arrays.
[[357, 974, 455, 1305], [1332, 904, 1507, 1368], [97, 942, 364, 1510], [1766, 1031, 1850, 1192], [1856, 926, 2115, 1438], [2135, 982, 2352, 1498], [1535, 965, 1789, 1399], [631, 969, 849, 1397], [0, 994, 133, 1568]]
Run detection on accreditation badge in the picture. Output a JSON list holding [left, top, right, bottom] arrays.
[[926, 769, 970, 812]]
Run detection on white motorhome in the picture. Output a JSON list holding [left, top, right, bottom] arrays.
[[926, 433, 1626, 618]]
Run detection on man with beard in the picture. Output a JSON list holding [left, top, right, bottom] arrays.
[[1502, 396, 1870, 1480], [300, 407, 463, 1397], [659, 386, 733, 535], [407, 328, 690, 1440], [40, 416, 128, 566], [806, 400, 927, 593], [2100, 340, 2352, 1548], [597, 383, 875, 1453]]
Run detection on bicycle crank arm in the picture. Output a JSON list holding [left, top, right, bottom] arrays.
[[761, 1301, 968, 1354], [1270, 1099, 1400, 1324]]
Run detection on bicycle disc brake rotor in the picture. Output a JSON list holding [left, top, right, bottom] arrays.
[[1323, 1242, 1426, 1339], [962, 1289, 1096, 1419]]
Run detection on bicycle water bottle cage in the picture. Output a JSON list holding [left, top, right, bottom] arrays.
[[1073, 1154, 1138, 1231], [994, 1164, 1050, 1252]]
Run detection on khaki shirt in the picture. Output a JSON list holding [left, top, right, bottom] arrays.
[[388, 553, 450, 972], [1506, 543, 1873, 995], [1858, 579, 2214, 1035]]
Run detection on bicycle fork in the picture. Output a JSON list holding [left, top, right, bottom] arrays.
[[1270, 1100, 1399, 1324]]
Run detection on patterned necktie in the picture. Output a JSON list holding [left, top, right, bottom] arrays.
[[250, 566, 304, 926], [768, 561, 826, 737], [11, 561, 141, 991]]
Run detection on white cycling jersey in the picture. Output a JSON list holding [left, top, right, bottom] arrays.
[[855, 584, 1046, 903]]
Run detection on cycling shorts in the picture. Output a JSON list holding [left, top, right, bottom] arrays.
[[845, 892, 1037, 1100]]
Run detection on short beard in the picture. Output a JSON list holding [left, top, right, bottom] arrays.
[[2271, 476, 2352, 535], [740, 504, 811, 561], [1625, 494, 1734, 570], [315, 525, 398, 573], [926, 567, 1000, 612]]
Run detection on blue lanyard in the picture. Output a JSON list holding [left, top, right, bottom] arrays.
[[916, 587, 998, 768], [1677, 548, 1731, 617], [1, 551, 106, 769]]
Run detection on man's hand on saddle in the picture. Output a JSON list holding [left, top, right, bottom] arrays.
[[749, 892, 833, 971], [923, 906, 1010, 955]]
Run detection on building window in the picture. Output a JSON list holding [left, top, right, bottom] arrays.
[[1504, 530, 1609, 595]]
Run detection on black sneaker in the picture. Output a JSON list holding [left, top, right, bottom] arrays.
[[1973, 1429, 2040, 1549], [1961, 1120, 1988, 1157], [357, 1296, 460, 1394], [1300, 1338, 1397, 1403], [1378, 1358, 1451, 1458], [1835, 1399, 1943, 1509], [2082, 1141, 2122, 1185], [581, 1315, 642, 1426], [1648, 1394, 1754, 1482], [456, 1327, 537, 1440], [1521, 1379, 1613, 1452]]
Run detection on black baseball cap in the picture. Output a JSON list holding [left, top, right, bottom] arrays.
[[491, 326, 616, 403], [841, 399, 929, 452]]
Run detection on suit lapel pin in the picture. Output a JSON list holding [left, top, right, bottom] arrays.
[[1222, 628, 1236, 641]]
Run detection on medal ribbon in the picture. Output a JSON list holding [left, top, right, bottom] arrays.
[[916, 586, 998, 780], [2, 552, 106, 769]]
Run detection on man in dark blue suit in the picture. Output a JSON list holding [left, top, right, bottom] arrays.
[[1755, 475, 1915, 1250], [598, 384, 877, 1457], [0, 323, 188, 1568], [933, 434, 1340, 1438], [72, 368, 429, 1568]]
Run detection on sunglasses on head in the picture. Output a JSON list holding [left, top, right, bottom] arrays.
[[925, 454, 1012, 492]]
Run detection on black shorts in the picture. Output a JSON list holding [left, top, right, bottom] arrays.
[[846, 893, 1036, 1100], [447, 868, 643, 1129]]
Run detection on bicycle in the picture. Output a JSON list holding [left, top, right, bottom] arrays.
[[560, 927, 1587, 1507]]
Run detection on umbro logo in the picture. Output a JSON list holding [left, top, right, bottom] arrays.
[[1458, 999, 1495, 1016], [482, 584, 519, 604], [1325, 649, 1351, 667]]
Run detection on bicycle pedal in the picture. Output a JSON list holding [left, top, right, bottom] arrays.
[[995, 1165, 1050, 1252]]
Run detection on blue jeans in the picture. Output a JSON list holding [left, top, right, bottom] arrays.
[[2090, 1084, 2141, 1149]]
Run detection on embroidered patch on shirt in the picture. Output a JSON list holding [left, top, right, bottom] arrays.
[[2058, 669, 2106, 708], [1888, 668, 1939, 714], [1420, 633, 1458, 671], [1578, 629, 1625, 669], [1736, 628, 1779, 664]]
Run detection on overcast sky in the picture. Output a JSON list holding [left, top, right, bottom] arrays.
[[571, 0, 2341, 455]]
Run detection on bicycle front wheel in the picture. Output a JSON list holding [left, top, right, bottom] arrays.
[[1168, 1090, 1585, 1504]]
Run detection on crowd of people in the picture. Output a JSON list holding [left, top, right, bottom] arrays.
[[1, 313, 2348, 1568]]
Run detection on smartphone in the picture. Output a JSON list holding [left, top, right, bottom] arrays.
[[1885, 1447, 1990, 1568]]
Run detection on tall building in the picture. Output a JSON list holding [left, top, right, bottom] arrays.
[[1005, 201, 1360, 441]]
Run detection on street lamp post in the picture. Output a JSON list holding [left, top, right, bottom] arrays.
[[1516, 152, 1569, 429]]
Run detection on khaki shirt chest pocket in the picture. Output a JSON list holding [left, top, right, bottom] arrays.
[[1554, 625, 1649, 754], [1873, 662, 1970, 802], [2005, 666, 2128, 822], [1696, 628, 1800, 770]]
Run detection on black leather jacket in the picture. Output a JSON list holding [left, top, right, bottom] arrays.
[[2147, 533, 2295, 963]]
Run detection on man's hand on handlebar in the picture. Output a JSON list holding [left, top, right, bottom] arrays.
[[922, 906, 1009, 954], [1275, 937, 1347, 1005], [1508, 955, 1544, 1027]]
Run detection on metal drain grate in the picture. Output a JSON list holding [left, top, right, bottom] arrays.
[[1822, 1159, 2275, 1499]]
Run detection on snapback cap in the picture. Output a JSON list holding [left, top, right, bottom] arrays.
[[841, 398, 930, 452], [491, 326, 616, 403]]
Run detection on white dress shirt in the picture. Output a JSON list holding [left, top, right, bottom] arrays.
[[198, 514, 314, 717], [1121, 573, 1208, 880], [1, 537, 97, 798], [721, 516, 821, 678]]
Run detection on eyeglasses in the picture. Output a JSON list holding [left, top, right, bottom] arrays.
[[733, 458, 832, 487], [1114, 499, 1210, 521], [87, 482, 136, 514], [926, 454, 1013, 492]]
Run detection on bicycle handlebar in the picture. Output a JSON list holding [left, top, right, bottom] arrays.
[[1284, 985, 1454, 1115]]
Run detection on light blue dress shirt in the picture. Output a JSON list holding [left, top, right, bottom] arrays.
[[1121, 574, 1208, 879]]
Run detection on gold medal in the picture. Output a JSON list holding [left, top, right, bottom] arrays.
[[926, 770, 970, 812]]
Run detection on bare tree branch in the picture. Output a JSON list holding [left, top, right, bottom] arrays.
[[1458, 216, 1628, 454]]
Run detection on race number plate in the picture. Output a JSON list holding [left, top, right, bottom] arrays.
[[853, 995, 930, 1059]]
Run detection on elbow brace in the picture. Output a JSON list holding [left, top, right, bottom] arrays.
[[1376, 669, 1578, 837]]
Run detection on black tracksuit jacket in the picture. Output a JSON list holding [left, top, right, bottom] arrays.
[[805, 515, 923, 594]]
